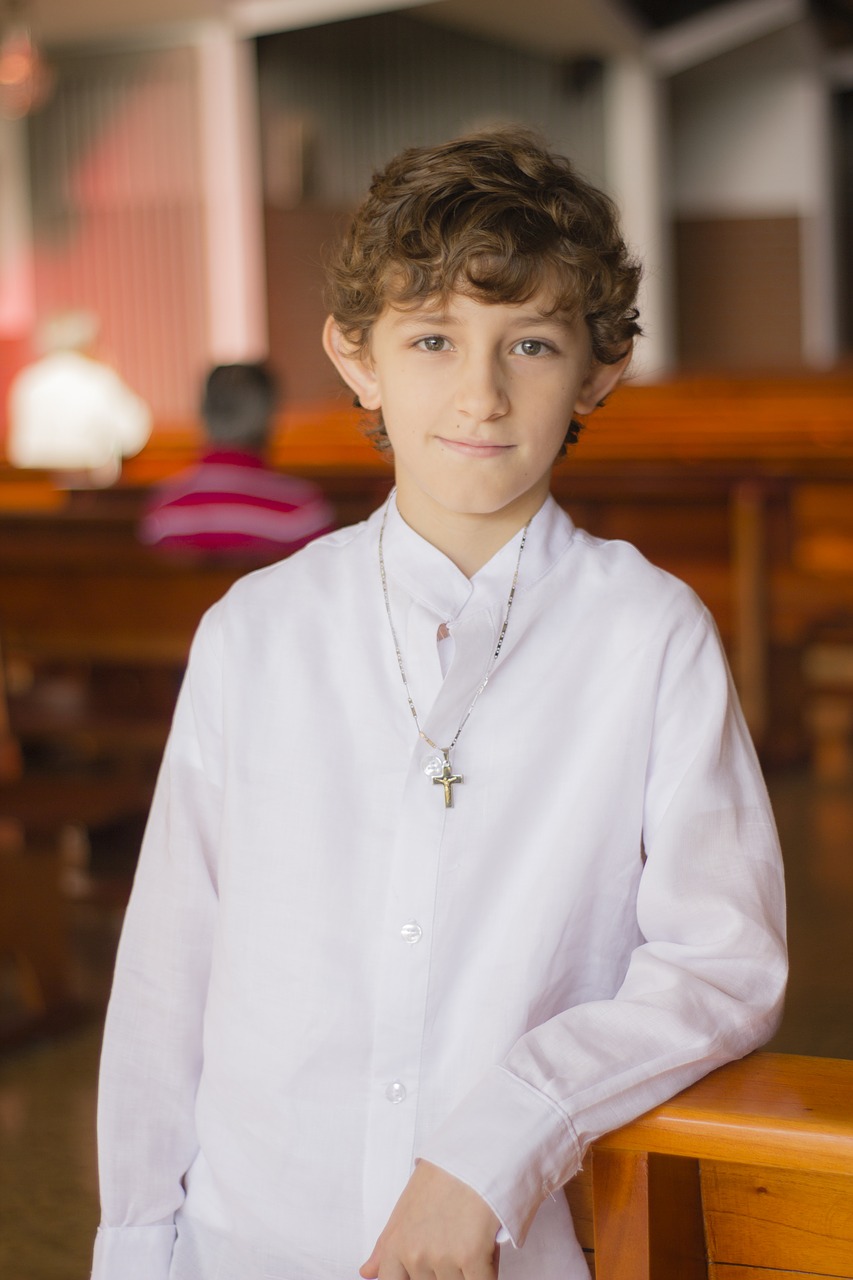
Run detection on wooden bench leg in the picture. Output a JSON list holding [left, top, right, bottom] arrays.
[[591, 1149, 707, 1280]]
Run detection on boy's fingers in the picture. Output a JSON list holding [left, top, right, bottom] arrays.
[[359, 1245, 380, 1277], [361, 1245, 496, 1280], [454, 1252, 499, 1280], [368, 1248, 497, 1280], [363, 1161, 500, 1280], [369, 1259, 411, 1280]]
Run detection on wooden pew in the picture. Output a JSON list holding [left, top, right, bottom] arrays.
[[3, 373, 853, 769], [1, 634, 77, 1038], [565, 1052, 853, 1279], [0, 491, 240, 788], [121, 376, 853, 761]]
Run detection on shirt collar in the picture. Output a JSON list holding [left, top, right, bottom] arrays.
[[371, 491, 576, 623]]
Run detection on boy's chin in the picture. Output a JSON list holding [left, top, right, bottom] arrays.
[[422, 485, 548, 522]]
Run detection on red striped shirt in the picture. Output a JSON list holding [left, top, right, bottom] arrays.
[[139, 450, 335, 559]]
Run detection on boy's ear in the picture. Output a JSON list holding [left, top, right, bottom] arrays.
[[574, 345, 633, 417], [321, 317, 381, 411]]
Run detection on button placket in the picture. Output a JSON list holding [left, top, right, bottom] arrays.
[[362, 745, 445, 1228]]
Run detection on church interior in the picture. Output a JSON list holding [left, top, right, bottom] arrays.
[[1, 0, 853, 1276]]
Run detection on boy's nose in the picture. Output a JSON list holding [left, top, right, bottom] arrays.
[[455, 355, 509, 422]]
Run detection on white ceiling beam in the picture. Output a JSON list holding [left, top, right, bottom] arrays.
[[410, 0, 642, 60], [230, 0, 442, 37], [647, 0, 807, 76]]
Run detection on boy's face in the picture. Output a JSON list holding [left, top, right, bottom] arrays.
[[324, 288, 628, 537]]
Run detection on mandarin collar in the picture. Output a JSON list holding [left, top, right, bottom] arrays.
[[371, 491, 576, 622]]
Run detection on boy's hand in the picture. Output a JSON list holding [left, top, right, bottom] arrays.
[[359, 1159, 500, 1279]]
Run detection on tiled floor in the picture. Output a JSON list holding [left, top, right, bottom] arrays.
[[1, 766, 851, 1279]]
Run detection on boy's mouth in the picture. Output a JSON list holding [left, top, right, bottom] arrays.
[[437, 436, 514, 458]]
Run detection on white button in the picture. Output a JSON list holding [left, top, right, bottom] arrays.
[[400, 921, 423, 944], [423, 754, 445, 778], [385, 1080, 407, 1104]]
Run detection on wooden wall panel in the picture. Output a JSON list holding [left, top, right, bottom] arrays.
[[675, 217, 802, 371], [263, 205, 350, 405]]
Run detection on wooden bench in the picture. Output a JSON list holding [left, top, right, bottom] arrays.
[[0, 485, 250, 771], [566, 1052, 853, 1279], [3, 372, 853, 768], [120, 376, 853, 760], [0, 636, 76, 1039]]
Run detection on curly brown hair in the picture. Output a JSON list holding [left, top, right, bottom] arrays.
[[324, 127, 641, 450]]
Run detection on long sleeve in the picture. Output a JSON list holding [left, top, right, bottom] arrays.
[[92, 609, 224, 1280], [417, 606, 787, 1246]]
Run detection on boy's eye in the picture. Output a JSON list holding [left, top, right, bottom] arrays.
[[513, 339, 552, 356], [416, 335, 450, 352]]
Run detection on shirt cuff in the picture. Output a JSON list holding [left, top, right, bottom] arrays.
[[415, 1065, 580, 1247], [91, 1224, 176, 1280]]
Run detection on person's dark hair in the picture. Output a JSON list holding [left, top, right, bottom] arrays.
[[201, 363, 279, 451], [325, 127, 641, 450]]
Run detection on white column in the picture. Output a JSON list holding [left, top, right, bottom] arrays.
[[0, 115, 35, 338], [195, 22, 268, 363], [602, 56, 673, 380]]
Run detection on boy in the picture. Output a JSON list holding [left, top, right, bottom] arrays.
[[92, 129, 786, 1280]]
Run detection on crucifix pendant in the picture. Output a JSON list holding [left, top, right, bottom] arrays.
[[432, 750, 463, 808]]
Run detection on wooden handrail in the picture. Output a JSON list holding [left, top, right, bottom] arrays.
[[594, 1052, 853, 1175], [573, 1053, 853, 1280]]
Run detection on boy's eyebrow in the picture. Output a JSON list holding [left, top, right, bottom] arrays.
[[391, 307, 571, 327], [391, 307, 452, 325], [511, 312, 572, 327]]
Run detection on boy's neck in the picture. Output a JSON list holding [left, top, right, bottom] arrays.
[[393, 480, 550, 578]]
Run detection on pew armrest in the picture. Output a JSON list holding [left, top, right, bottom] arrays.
[[595, 1051, 853, 1175], [567, 1054, 853, 1280]]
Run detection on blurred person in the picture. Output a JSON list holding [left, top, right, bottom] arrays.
[[5, 310, 151, 486], [138, 362, 334, 559]]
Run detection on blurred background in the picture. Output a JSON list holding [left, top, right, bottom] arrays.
[[1, 1, 852, 1277], [3, 0, 852, 405]]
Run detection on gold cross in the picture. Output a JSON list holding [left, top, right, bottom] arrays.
[[433, 754, 463, 808]]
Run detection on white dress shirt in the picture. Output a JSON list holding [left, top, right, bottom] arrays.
[[93, 495, 787, 1280]]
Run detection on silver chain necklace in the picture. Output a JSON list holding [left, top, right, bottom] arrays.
[[378, 497, 530, 808]]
